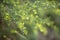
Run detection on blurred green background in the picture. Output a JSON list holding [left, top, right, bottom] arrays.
[[0, 0, 60, 40]]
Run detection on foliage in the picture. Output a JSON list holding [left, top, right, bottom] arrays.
[[0, 0, 60, 40]]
